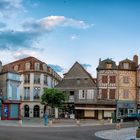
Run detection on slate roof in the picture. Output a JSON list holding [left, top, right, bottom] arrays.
[[56, 62, 96, 89], [97, 58, 118, 70]]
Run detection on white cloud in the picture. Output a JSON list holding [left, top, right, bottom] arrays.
[[40, 16, 91, 30], [71, 34, 79, 40]]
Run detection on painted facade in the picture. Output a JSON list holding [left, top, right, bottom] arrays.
[[3, 57, 62, 118], [0, 69, 21, 120]]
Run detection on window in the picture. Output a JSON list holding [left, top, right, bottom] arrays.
[[77, 79, 80, 85], [87, 90, 94, 99], [101, 89, 107, 99], [106, 63, 112, 69], [128, 109, 134, 114], [44, 75, 48, 85], [11, 85, 17, 100], [34, 74, 40, 84], [35, 63, 40, 70], [102, 76, 108, 83], [34, 87, 40, 99], [25, 63, 30, 70], [123, 76, 129, 83], [14, 65, 19, 71], [24, 87, 30, 100], [109, 89, 115, 99], [123, 89, 129, 99], [43, 64, 47, 71], [109, 76, 116, 83], [123, 63, 129, 69], [79, 90, 86, 99], [24, 74, 30, 83]]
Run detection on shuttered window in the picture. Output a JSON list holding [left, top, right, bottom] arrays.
[[109, 76, 116, 83], [101, 89, 107, 99], [102, 76, 108, 83], [109, 89, 115, 99]]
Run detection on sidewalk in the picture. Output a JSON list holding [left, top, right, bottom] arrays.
[[95, 127, 140, 140], [0, 118, 111, 127]]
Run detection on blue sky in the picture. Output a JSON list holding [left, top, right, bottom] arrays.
[[0, 0, 140, 77]]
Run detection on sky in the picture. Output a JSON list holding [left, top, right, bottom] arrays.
[[0, 0, 140, 77]]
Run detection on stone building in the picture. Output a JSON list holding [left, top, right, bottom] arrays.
[[96, 58, 118, 119], [117, 55, 138, 119], [2, 56, 62, 118], [56, 62, 97, 119]]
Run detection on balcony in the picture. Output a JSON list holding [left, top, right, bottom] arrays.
[[24, 96, 30, 100], [34, 95, 40, 100]]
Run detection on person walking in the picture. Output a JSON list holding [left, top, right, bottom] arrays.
[[44, 112, 48, 126]]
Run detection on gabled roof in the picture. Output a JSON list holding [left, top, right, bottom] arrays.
[[56, 61, 96, 88]]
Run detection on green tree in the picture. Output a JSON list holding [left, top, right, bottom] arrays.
[[41, 88, 65, 118]]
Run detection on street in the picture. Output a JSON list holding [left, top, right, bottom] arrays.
[[0, 123, 136, 140]]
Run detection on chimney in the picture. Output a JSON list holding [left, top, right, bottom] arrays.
[[133, 55, 138, 66]]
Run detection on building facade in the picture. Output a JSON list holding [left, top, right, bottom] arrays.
[[0, 61, 21, 120], [96, 58, 118, 119], [3, 57, 62, 118], [56, 62, 97, 119], [117, 56, 137, 119]]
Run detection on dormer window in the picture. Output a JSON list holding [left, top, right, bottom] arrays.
[[25, 63, 30, 70], [14, 65, 19, 71], [123, 63, 129, 69], [35, 63, 40, 70], [106, 63, 112, 69], [43, 64, 47, 71]]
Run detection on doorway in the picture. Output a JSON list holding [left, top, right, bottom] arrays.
[[24, 105, 29, 117], [33, 105, 40, 117]]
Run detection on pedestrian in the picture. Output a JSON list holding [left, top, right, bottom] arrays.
[[44, 112, 48, 126]]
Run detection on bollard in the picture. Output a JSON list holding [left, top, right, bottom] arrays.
[[136, 126, 140, 138], [76, 120, 80, 126], [18, 119, 22, 127], [116, 123, 121, 130], [48, 120, 52, 126]]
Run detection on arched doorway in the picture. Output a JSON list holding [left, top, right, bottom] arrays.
[[33, 105, 40, 117], [24, 105, 29, 117]]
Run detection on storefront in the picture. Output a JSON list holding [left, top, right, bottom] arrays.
[[116, 100, 136, 119], [1, 101, 21, 120]]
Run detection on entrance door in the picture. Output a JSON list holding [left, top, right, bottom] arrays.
[[98, 110, 103, 120], [33, 105, 40, 117], [24, 105, 29, 117]]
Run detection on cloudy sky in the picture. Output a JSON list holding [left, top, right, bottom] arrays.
[[0, 0, 140, 77]]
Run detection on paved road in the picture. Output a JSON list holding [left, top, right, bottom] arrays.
[[0, 123, 137, 140]]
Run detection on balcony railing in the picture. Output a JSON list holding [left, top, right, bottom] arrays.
[[34, 95, 40, 100], [24, 96, 30, 100]]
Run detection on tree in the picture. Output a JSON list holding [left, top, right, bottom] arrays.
[[41, 88, 65, 118]]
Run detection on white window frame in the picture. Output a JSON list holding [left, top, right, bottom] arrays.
[[87, 89, 94, 99], [79, 90, 86, 99]]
